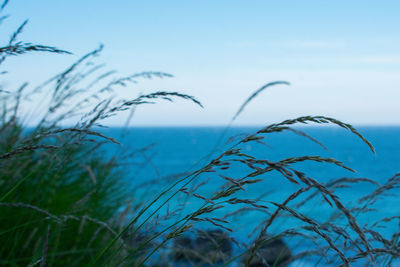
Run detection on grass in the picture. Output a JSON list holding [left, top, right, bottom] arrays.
[[1, 1, 400, 266]]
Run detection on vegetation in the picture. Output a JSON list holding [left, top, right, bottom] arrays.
[[1, 1, 400, 266]]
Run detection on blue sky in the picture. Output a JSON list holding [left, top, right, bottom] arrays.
[[1, 1, 400, 126]]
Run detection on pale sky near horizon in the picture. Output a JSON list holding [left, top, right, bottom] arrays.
[[1, 1, 400, 126]]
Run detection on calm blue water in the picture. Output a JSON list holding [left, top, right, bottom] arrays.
[[102, 126, 400, 265], [105, 126, 400, 175]]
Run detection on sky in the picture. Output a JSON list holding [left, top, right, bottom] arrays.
[[1, 0, 400, 126]]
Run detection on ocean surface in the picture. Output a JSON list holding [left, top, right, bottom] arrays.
[[102, 126, 400, 265]]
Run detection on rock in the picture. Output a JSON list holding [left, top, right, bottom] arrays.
[[171, 229, 233, 265], [243, 236, 292, 267], [123, 230, 152, 252], [195, 229, 232, 263], [172, 236, 195, 261]]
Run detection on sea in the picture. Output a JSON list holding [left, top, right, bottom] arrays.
[[102, 126, 400, 266]]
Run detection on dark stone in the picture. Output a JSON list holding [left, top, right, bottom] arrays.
[[243, 236, 292, 267], [123, 231, 151, 252], [172, 236, 195, 261], [171, 229, 233, 265], [195, 229, 232, 263]]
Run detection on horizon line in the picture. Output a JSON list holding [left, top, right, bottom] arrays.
[[93, 124, 400, 128]]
